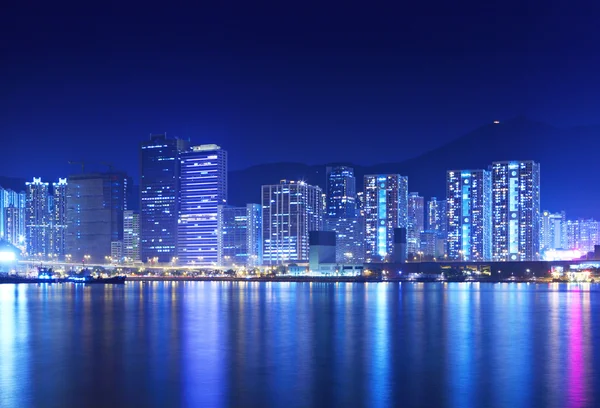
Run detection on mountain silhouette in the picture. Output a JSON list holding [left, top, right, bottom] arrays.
[[229, 117, 600, 218]]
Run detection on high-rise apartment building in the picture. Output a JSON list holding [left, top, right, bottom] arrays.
[[540, 211, 566, 251], [363, 174, 408, 262], [327, 217, 364, 263], [140, 134, 189, 263], [1, 188, 26, 247], [491, 161, 541, 261], [427, 197, 447, 235], [262, 180, 323, 265], [25, 178, 50, 256], [66, 172, 130, 262], [123, 210, 140, 262], [446, 169, 492, 261], [178, 144, 227, 266], [51, 179, 67, 257], [217, 204, 262, 267], [326, 166, 356, 218], [566, 219, 599, 253], [407, 192, 425, 256]]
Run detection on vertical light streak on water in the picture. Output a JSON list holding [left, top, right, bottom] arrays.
[[446, 283, 474, 408], [546, 286, 563, 408], [567, 285, 587, 408], [181, 282, 226, 408], [368, 282, 391, 408], [0, 285, 31, 407]]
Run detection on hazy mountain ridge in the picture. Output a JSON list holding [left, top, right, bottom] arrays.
[[229, 117, 600, 218]]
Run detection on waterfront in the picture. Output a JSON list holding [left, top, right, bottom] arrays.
[[1, 282, 599, 408]]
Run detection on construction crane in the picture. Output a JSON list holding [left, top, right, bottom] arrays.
[[68, 160, 85, 173]]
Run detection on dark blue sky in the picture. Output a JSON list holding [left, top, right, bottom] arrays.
[[2, 1, 600, 181]]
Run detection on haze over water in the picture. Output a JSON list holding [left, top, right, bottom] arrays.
[[0, 282, 598, 408]]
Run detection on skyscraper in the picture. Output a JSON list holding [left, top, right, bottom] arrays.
[[427, 197, 447, 235], [1, 188, 26, 247], [326, 166, 356, 218], [325, 166, 363, 263], [123, 210, 141, 262], [540, 211, 566, 251], [566, 219, 599, 253], [407, 192, 425, 256], [262, 180, 323, 265], [66, 172, 130, 262], [217, 204, 262, 267], [178, 144, 227, 266], [25, 178, 50, 256], [446, 169, 492, 261], [140, 134, 189, 263], [51, 178, 67, 257], [363, 174, 408, 262], [491, 161, 541, 261]]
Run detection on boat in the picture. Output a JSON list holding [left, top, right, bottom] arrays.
[[68, 274, 126, 284]]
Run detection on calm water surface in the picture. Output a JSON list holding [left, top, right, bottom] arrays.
[[0, 282, 599, 408]]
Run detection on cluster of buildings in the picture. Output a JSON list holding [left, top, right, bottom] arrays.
[[0, 135, 598, 268]]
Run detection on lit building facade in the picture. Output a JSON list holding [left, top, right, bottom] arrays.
[[326, 217, 364, 263], [217, 204, 262, 267], [326, 166, 356, 218], [262, 180, 323, 265], [407, 192, 425, 256], [66, 172, 131, 262], [566, 219, 600, 254], [446, 169, 492, 261], [25, 178, 50, 256], [123, 210, 141, 262], [363, 174, 408, 262], [1, 188, 26, 247], [419, 231, 445, 258], [540, 210, 566, 251], [178, 144, 227, 266], [427, 197, 447, 235], [51, 179, 67, 257], [491, 161, 541, 261], [140, 134, 189, 263]]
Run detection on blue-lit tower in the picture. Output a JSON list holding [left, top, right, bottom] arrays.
[[363, 174, 408, 262], [25, 178, 50, 256], [491, 160, 540, 261], [178, 144, 227, 266], [446, 169, 491, 261], [217, 203, 262, 267], [140, 134, 189, 263], [326, 166, 356, 218]]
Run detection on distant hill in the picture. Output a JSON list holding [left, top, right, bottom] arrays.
[[229, 117, 600, 218]]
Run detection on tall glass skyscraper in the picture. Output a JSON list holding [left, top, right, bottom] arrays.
[[326, 166, 356, 218], [446, 169, 492, 261], [217, 204, 262, 267], [491, 161, 541, 261], [25, 178, 50, 256], [407, 192, 425, 256], [140, 134, 189, 263], [262, 180, 323, 265], [1, 187, 26, 247], [178, 144, 227, 266], [363, 174, 408, 262]]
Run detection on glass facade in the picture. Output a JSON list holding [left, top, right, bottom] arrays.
[[407, 192, 425, 256], [178, 145, 227, 266], [326, 166, 356, 218], [491, 161, 541, 261], [140, 134, 189, 263], [66, 172, 130, 262], [427, 197, 447, 235], [51, 178, 67, 256], [540, 210, 566, 252], [446, 169, 492, 261], [262, 180, 323, 265], [363, 174, 408, 262], [217, 204, 262, 267]]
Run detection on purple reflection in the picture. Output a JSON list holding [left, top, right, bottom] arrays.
[[567, 291, 585, 408]]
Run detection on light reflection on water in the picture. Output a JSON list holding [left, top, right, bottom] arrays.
[[0, 282, 599, 408]]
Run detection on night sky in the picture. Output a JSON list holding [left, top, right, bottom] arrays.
[[2, 1, 600, 181]]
